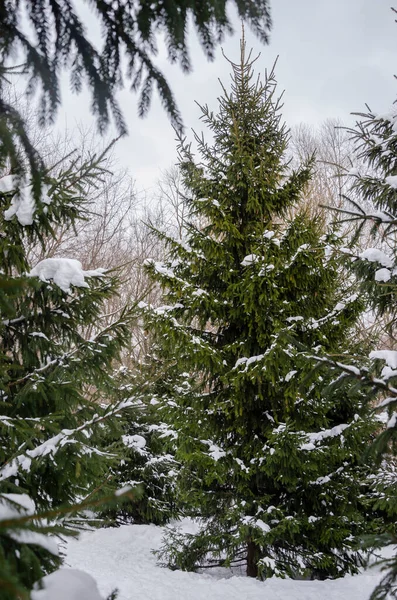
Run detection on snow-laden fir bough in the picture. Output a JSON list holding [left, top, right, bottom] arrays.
[[313, 100, 397, 600], [0, 145, 142, 600]]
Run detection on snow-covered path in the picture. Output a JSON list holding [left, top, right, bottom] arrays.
[[65, 523, 389, 600]]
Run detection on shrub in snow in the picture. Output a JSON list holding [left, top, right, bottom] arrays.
[[143, 40, 377, 580]]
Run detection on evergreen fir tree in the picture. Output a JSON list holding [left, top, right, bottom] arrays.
[[0, 146, 139, 599], [99, 364, 179, 527], [142, 40, 377, 580], [315, 103, 397, 599]]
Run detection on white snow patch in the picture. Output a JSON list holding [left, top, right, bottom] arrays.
[[241, 516, 271, 533], [65, 522, 395, 600], [8, 529, 59, 556], [359, 248, 393, 268], [285, 370, 297, 382], [375, 268, 391, 282], [122, 434, 146, 451], [263, 230, 275, 239], [370, 350, 397, 369], [382, 364, 397, 380], [4, 186, 36, 225], [300, 443, 316, 451], [0, 493, 35, 521], [115, 485, 134, 497], [286, 316, 304, 323], [308, 516, 319, 523], [0, 493, 59, 555], [385, 175, 397, 189], [29, 332, 49, 340], [29, 258, 106, 293], [148, 261, 176, 278], [0, 174, 17, 194], [301, 423, 352, 450], [241, 254, 260, 266], [1, 175, 52, 226], [234, 355, 264, 370], [31, 569, 104, 600], [368, 211, 393, 223], [201, 440, 226, 461]]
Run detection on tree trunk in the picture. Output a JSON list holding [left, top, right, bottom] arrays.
[[246, 539, 259, 578]]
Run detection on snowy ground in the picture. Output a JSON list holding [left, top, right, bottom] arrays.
[[64, 522, 392, 600]]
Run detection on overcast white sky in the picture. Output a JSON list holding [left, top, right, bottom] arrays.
[[56, 0, 397, 196]]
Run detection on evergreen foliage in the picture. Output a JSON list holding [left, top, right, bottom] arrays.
[[316, 105, 397, 599], [0, 0, 271, 185], [99, 365, 178, 527], [142, 40, 377, 580], [0, 146, 139, 599]]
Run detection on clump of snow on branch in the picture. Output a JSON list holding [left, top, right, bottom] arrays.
[[0, 493, 59, 555], [0, 398, 136, 482], [201, 439, 226, 460], [241, 254, 260, 266], [29, 258, 106, 293], [0, 493, 35, 521], [122, 434, 147, 453], [385, 175, 397, 189], [370, 350, 397, 370], [0, 174, 52, 226], [375, 268, 392, 282], [359, 248, 393, 268]]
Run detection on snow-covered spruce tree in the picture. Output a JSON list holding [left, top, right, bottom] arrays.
[[141, 40, 377, 580], [315, 105, 397, 600], [0, 149, 139, 599], [99, 364, 179, 526]]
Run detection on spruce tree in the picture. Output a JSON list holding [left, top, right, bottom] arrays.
[[316, 104, 397, 599], [142, 40, 377, 580], [99, 364, 178, 526], [0, 146, 139, 599]]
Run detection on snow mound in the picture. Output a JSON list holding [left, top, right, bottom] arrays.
[[29, 258, 106, 293], [31, 569, 104, 600]]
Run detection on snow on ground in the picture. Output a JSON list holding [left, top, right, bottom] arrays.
[[64, 521, 393, 600], [32, 569, 103, 600]]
